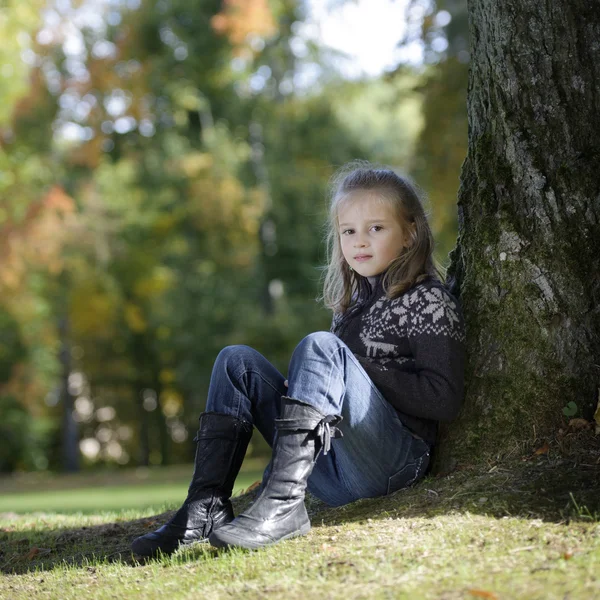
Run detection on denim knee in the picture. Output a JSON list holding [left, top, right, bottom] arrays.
[[215, 344, 260, 374], [293, 331, 340, 357]]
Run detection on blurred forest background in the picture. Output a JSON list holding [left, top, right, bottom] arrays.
[[0, 0, 468, 473]]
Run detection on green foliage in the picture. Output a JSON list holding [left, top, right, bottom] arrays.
[[396, 1, 469, 267], [0, 395, 57, 472], [329, 74, 424, 168], [0, 309, 25, 383], [0, 0, 44, 125], [411, 57, 468, 266]]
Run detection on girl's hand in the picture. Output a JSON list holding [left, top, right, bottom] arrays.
[[284, 380, 288, 387]]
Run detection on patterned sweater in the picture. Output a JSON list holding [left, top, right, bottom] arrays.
[[330, 271, 466, 445]]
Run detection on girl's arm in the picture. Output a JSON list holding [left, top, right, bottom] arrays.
[[357, 285, 466, 422], [357, 336, 464, 421]]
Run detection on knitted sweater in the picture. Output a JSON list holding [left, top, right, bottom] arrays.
[[330, 271, 466, 445]]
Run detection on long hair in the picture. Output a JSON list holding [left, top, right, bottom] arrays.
[[317, 160, 446, 314]]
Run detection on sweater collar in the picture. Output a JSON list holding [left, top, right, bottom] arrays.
[[366, 274, 380, 288], [362, 270, 386, 297], [356, 270, 436, 303]]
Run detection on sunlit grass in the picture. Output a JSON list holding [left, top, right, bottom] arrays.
[[1, 455, 599, 599], [0, 459, 267, 515]]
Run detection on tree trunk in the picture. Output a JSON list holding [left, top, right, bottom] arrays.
[[59, 315, 79, 472], [135, 381, 151, 467], [436, 0, 600, 468], [152, 371, 170, 465], [131, 332, 151, 466]]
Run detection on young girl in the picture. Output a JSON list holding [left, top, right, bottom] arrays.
[[131, 161, 466, 555]]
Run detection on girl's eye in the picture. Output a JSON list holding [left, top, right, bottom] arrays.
[[341, 226, 382, 235]]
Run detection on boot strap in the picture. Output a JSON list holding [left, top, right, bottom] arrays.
[[193, 430, 241, 442], [192, 414, 253, 442], [275, 414, 343, 455]]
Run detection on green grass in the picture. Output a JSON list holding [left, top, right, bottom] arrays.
[[1, 449, 600, 599], [0, 459, 267, 514]]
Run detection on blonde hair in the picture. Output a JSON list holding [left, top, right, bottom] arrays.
[[317, 160, 446, 314]]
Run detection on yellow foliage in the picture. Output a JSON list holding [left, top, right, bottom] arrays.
[[160, 389, 183, 417], [159, 369, 176, 384], [0, 185, 76, 296], [179, 152, 213, 178], [0, 361, 46, 413], [211, 0, 277, 51], [188, 174, 260, 234], [133, 266, 175, 298], [124, 302, 147, 333], [156, 325, 171, 340], [168, 236, 190, 257], [0, 0, 45, 126], [247, 187, 267, 211], [153, 213, 178, 236], [219, 176, 245, 209], [70, 279, 118, 337]]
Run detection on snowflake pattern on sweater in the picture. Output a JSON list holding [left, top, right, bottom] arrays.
[[359, 284, 466, 367]]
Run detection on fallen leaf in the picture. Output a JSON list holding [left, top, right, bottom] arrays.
[[533, 442, 549, 455], [563, 551, 573, 560], [244, 480, 261, 494], [25, 547, 51, 560], [568, 418, 591, 431], [143, 520, 158, 529], [467, 589, 498, 599]]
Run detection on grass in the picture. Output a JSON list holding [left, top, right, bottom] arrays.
[[1, 434, 600, 600], [0, 459, 268, 515]]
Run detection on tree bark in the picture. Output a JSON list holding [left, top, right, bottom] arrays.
[[59, 315, 79, 472], [131, 332, 151, 467], [436, 0, 600, 468]]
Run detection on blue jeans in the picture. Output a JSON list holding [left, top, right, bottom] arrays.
[[205, 331, 431, 507]]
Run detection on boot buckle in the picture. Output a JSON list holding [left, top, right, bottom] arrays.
[[316, 415, 343, 455]]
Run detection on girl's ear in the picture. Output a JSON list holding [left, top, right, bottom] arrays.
[[404, 222, 417, 248]]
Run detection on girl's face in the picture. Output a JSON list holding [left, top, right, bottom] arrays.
[[338, 191, 411, 278]]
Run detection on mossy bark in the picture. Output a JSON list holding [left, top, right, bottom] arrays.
[[435, 0, 600, 469]]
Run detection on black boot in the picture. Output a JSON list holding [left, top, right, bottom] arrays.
[[131, 412, 253, 557], [209, 397, 342, 550]]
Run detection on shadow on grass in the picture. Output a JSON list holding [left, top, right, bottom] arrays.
[[0, 490, 261, 576], [310, 454, 600, 528], [2, 437, 599, 576]]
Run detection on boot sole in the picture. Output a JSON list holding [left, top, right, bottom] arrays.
[[210, 521, 311, 550]]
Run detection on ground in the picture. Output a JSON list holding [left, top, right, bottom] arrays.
[[0, 429, 599, 599]]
